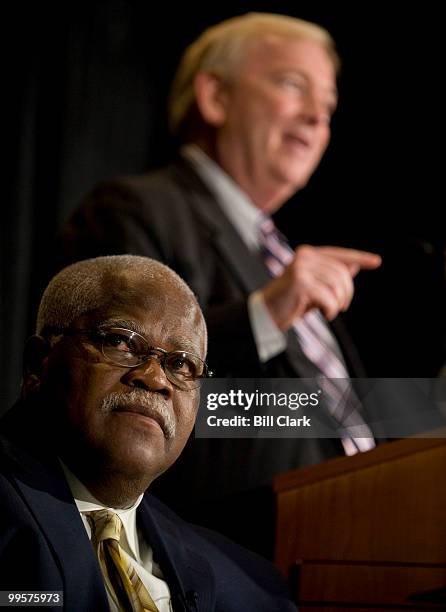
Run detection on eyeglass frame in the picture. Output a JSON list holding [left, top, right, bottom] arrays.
[[43, 325, 213, 391]]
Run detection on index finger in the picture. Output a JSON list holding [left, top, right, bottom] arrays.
[[317, 246, 382, 270]]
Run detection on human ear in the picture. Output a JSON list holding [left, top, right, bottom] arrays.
[[193, 71, 230, 127], [22, 335, 51, 398]]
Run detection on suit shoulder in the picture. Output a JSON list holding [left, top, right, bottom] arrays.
[[86, 160, 206, 215]]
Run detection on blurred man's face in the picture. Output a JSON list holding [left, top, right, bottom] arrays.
[[214, 35, 337, 212], [33, 275, 206, 495]]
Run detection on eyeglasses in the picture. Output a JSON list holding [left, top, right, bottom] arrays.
[[46, 326, 212, 391]]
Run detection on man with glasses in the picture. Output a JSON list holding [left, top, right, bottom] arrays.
[[0, 255, 296, 611]]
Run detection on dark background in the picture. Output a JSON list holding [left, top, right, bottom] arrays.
[[2, 2, 445, 411]]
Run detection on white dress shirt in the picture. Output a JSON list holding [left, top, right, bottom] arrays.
[[61, 462, 172, 612]]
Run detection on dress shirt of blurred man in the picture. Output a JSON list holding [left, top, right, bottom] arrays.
[[0, 255, 297, 612], [60, 14, 381, 556]]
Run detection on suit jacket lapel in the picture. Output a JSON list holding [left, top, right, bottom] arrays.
[[138, 495, 215, 612], [170, 158, 270, 294]]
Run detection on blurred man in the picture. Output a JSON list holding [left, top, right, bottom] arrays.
[[60, 14, 381, 555], [0, 255, 296, 612]]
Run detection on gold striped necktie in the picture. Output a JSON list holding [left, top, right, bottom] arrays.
[[86, 509, 159, 612]]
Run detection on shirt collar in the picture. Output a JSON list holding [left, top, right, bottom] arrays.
[[182, 144, 266, 251], [60, 460, 143, 560]]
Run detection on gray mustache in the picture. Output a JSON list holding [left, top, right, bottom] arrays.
[[102, 390, 176, 439]]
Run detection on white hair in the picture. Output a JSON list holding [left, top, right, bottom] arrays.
[[36, 255, 207, 350]]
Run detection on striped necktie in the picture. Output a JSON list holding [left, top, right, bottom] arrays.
[[86, 509, 159, 612], [258, 217, 375, 455]]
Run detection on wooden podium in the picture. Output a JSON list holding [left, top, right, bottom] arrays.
[[273, 436, 446, 610]]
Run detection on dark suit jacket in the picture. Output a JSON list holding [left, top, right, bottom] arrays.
[[0, 404, 296, 612], [57, 157, 372, 555]]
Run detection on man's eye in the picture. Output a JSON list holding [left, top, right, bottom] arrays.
[[170, 358, 188, 371], [104, 333, 133, 352], [168, 355, 195, 377], [278, 77, 306, 93]]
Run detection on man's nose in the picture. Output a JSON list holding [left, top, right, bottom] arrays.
[[122, 356, 173, 397], [300, 92, 329, 126]]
